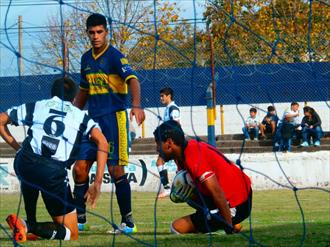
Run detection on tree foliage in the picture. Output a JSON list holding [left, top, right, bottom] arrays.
[[204, 0, 329, 65], [31, 0, 197, 74], [129, 2, 199, 69]]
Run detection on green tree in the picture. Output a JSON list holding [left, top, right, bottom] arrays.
[[31, 0, 198, 74], [203, 0, 329, 65]]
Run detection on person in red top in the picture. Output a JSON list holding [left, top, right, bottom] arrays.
[[153, 120, 252, 234]]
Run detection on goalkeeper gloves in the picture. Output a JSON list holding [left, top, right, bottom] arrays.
[[170, 184, 194, 203]]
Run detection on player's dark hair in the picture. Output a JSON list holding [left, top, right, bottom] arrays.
[[51, 77, 77, 102], [153, 120, 186, 147], [249, 107, 257, 113], [291, 102, 299, 106], [267, 105, 275, 112], [86, 13, 107, 29], [160, 87, 174, 100]]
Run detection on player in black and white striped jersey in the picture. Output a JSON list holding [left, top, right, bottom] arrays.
[[157, 87, 181, 198], [0, 77, 108, 242]]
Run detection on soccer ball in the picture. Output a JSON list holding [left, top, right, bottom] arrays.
[[170, 169, 196, 203]]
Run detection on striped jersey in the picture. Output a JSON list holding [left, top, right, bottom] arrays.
[[163, 101, 180, 122], [80, 44, 138, 118], [7, 96, 98, 165]]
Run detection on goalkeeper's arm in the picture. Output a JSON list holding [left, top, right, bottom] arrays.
[[202, 175, 233, 232], [170, 183, 194, 203]]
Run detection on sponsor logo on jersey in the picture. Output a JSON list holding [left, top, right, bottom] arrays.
[[45, 101, 73, 113], [120, 58, 128, 65]]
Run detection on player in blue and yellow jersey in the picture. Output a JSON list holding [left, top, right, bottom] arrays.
[[73, 13, 145, 234]]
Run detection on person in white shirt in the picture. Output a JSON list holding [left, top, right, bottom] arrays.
[[273, 102, 300, 151], [242, 107, 261, 140], [157, 87, 181, 198], [280, 103, 300, 126]]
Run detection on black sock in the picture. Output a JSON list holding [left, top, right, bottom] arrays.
[[73, 180, 89, 223], [121, 213, 134, 228], [115, 175, 133, 227], [29, 222, 69, 240], [159, 169, 170, 188]]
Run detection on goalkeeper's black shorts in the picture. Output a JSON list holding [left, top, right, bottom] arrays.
[[190, 189, 252, 233]]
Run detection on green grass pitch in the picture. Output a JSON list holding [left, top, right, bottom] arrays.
[[0, 189, 329, 246]]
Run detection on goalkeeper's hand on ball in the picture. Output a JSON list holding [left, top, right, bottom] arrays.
[[170, 184, 194, 203], [170, 170, 196, 203]]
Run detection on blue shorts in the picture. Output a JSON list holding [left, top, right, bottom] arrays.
[[14, 149, 75, 217], [78, 110, 129, 166]]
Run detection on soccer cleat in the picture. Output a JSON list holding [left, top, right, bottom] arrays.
[[6, 214, 27, 243], [300, 142, 309, 147], [27, 233, 39, 241], [157, 188, 171, 199], [78, 223, 90, 231], [110, 223, 138, 235], [314, 141, 320, 147], [233, 223, 243, 233], [118, 223, 138, 234]]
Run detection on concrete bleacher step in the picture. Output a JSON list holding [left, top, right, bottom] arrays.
[[0, 145, 16, 158], [130, 143, 330, 155], [1, 133, 329, 157]]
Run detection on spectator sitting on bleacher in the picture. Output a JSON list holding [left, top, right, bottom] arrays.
[[300, 106, 323, 147], [260, 105, 279, 139], [242, 107, 261, 140], [274, 102, 300, 151]]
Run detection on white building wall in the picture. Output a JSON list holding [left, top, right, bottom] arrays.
[[136, 101, 330, 138], [1, 101, 329, 142], [1, 151, 329, 192]]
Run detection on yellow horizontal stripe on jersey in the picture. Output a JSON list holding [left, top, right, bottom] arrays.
[[86, 73, 110, 95], [108, 74, 128, 94]]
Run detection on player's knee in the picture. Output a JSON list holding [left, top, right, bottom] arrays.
[[171, 216, 196, 234], [73, 163, 90, 182], [109, 165, 125, 179], [114, 174, 128, 184]]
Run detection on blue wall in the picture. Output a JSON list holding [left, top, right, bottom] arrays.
[[0, 62, 329, 111]]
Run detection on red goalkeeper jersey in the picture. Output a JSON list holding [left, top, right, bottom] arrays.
[[179, 139, 251, 207]]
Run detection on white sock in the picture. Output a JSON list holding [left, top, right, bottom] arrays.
[[170, 223, 180, 235], [157, 164, 166, 172], [64, 226, 71, 240]]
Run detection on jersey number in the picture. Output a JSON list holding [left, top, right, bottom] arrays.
[[43, 109, 67, 137], [41, 109, 67, 157]]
